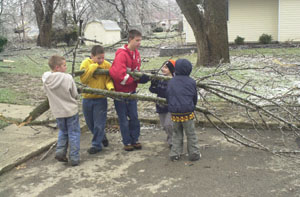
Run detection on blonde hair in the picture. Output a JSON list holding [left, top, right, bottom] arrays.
[[48, 55, 65, 70]]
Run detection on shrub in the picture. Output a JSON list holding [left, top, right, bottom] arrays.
[[234, 36, 245, 45], [153, 27, 163, 32], [259, 33, 272, 44], [52, 26, 78, 46], [0, 36, 8, 52]]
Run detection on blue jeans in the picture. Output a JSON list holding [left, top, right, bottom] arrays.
[[114, 99, 140, 145], [82, 98, 107, 150], [56, 114, 80, 162]]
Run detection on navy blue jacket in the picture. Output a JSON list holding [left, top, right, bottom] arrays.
[[149, 79, 169, 113], [166, 59, 197, 113]]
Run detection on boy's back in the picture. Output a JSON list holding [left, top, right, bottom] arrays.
[[166, 59, 201, 162], [166, 59, 197, 114], [42, 71, 78, 118]]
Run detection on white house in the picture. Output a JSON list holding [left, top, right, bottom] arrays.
[[84, 20, 121, 45], [183, 0, 300, 43]]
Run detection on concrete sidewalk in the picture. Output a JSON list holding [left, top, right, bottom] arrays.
[[0, 104, 57, 175]]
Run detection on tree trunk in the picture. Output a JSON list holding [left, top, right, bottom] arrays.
[[33, 0, 56, 48], [176, 0, 230, 67]]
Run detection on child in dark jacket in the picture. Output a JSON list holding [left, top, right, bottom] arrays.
[[166, 59, 201, 161], [149, 60, 176, 147]]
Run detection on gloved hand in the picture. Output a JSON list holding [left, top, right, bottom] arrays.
[[139, 74, 150, 84], [150, 79, 159, 87], [150, 70, 157, 74], [77, 87, 82, 94]]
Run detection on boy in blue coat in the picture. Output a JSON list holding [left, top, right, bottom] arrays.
[[166, 59, 201, 161]]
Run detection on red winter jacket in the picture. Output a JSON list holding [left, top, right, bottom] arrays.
[[109, 44, 141, 93]]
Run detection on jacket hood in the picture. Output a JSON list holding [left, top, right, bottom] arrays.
[[115, 44, 138, 58], [115, 45, 129, 56], [174, 59, 192, 76], [42, 72, 65, 90]]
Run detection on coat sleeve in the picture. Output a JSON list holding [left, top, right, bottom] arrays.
[[80, 59, 98, 84], [105, 76, 115, 90], [102, 61, 114, 91], [193, 82, 198, 106], [69, 75, 78, 99], [109, 53, 135, 86]]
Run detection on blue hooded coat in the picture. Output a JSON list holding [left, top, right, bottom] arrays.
[[166, 59, 197, 114]]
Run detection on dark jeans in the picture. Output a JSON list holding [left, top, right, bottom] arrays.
[[56, 114, 80, 162], [114, 99, 140, 145], [82, 98, 107, 150]]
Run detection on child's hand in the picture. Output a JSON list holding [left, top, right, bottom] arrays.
[[77, 87, 82, 94], [151, 79, 158, 87], [139, 74, 150, 84]]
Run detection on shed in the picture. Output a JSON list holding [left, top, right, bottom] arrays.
[[183, 0, 300, 43], [84, 20, 121, 45]]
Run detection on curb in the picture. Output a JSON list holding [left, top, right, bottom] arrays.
[[0, 138, 57, 176]]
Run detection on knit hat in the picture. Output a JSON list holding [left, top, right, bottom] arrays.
[[166, 59, 176, 76]]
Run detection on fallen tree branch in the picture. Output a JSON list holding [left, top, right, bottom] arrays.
[[19, 99, 49, 127], [40, 142, 56, 161]]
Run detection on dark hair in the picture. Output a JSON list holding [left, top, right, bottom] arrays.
[[128, 29, 142, 42], [91, 45, 104, 56]]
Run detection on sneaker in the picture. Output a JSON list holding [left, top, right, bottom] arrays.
[[102, 138, 109, 147], [189, 153, 201, 161], [87, 147, 101, 154], [70, 160, 80, 166], [170, 155, 180, 161], [55, 154, 68, 162], [124, 145, 134, 151], [132, 143, 142, 150]]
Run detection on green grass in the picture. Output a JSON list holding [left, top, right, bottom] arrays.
[[0, 88, 19, 103], [230, 47, 300, 57], [0, 47, 83, 77], [0, 120, 9, 129]]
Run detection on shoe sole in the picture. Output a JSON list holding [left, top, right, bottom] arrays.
[[132, 143, 142, 150], [87, 148, 101, 154], [55, 156, 68, 162], [102, 140, 109, 147], [124, 148, 134, 151]]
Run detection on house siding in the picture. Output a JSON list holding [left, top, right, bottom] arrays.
[[183, 16, 196, 44], [279, 0, 300, 42], [84, 21, 121, 45], [183, 0, 280, 43], [228, 0, 278, 42]]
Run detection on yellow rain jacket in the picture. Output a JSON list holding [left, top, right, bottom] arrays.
[[80, 58, 114, 99]]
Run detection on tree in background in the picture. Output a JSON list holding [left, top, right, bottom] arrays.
[[33, 0, 59, 47], [0, 0, 5, 34], [176, 0, 230, 67]]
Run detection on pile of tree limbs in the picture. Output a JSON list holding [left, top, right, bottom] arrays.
[[9, 68, 300, 155]]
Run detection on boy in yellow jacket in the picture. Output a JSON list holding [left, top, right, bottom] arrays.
[[80, 45, 114, 154]]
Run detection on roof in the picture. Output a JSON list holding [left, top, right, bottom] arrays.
[[100, 20, 121, 31], [86, 20, 121, 31]]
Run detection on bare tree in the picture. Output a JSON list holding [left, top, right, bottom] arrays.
[[33, 0, 60, 47], [0, 0, 5, 33], [70, 0, 89, 25], [176, 0, 230, 67], [0, 0, 4, 16], [102, 0, 129, 37], [17, 0, 26, 41]]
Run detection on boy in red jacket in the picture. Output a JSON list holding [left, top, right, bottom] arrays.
[[109, 29, 149, 151]]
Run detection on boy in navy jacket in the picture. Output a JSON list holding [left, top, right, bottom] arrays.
[[166, 59, 201, 161]]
